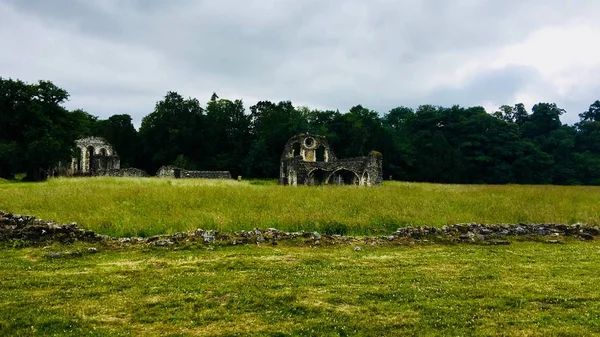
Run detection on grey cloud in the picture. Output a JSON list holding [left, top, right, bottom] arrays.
[[416, 65, 542, 107], [2, 0, 599, 126]]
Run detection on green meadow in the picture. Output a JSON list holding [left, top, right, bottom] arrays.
[[1, 241, 600, 336], [2, 178, 600, 336], [1, 177, 600, 237]]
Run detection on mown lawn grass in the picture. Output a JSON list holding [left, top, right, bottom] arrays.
[[1, 241, 599, 336], [1, 177, 600, 237]]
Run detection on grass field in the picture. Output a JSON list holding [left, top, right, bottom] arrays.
[[1, 241, 599, 336], [2, 178, 600, 336], [2, 177, 600, 237]]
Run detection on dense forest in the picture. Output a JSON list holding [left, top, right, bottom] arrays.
[[2, 77, 600, 184]]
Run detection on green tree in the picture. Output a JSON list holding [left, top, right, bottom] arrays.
[[204, 95, 251, 176], [0, 78, 80, 180], [574, 100, 600, 184], [138, 91, 205, 174], [245, 100, 308, 177], [96, 114, 141, 168]]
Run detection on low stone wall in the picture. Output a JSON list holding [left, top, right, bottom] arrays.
[[156, 166, 231, 179], [2, 210, 598, 248], [180, 170, 231, 179], [94, 168, 149, 177]]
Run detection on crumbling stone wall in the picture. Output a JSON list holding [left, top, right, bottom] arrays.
[[94, 168, 149, 177], [2, 210, 598, 247], [156, 166, 231, 179], [156, 166, 181, 178], [280, 134, 383, 186], [180, 170, 232, 179]]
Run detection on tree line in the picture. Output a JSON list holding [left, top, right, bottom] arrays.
[[2, 77, 600, 184]]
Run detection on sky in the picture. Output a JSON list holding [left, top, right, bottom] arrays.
[[2, 0, 600, 127]]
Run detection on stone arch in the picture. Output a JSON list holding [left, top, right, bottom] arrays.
[[328, 169, 360, 185], [361, 171, 370, 186], [307, 168, 329, 186]]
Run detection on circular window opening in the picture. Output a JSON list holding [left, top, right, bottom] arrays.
[[304, 137, 314, 147]]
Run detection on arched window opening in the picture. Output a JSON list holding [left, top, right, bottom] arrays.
[[87, 146, 95, 173], [75, 148, 83, 173], [292, 142, 301, 157], [316, 146, 325, 162]]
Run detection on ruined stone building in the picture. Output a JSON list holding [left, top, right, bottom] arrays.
[[70, 137, 120, 175], [279, 134, 383, 186]]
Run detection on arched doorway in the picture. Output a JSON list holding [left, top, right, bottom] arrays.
[[307, 169, 328, 186], [328, 169, 359, 185]]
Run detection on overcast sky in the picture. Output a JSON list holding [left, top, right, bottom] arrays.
[[2, 0, 599, 127]]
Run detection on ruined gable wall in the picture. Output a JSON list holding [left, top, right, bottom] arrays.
[[280, 134, 383, 186]]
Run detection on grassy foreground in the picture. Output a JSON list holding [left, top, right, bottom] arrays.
[[2, 177, 600, 237], [1, 241, 599, 336]]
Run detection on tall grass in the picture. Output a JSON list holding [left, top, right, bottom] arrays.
[[1, 177, 600, 237]]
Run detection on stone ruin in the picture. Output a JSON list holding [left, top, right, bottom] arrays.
[[70, 137, 121, 175], [64, 138, 231, 179], [48, 137, 148, 178], [279, 134, 383, 186], [156, 166, 232, 179]]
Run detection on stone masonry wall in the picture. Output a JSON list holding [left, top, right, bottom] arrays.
[[180, 170, 232, 179], [156, 166, 231, 179], [93, 168, 150, 178]]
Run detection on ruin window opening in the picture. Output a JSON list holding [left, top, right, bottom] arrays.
[[316, 146, 325, 162], [75, 148, 82, 172], [292, 142, 301, 157], [99, 148, 107, 169], [86, 146, 95, 172], [304, 137, 314, 148]]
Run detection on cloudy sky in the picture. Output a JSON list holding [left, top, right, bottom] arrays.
[[2, 0, 599, 127]]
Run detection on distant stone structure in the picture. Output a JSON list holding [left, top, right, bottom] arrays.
[[279, 134, 383, 186], [156, 166, 232, 179], [94, 168, 149, 178], [71, 137, 120, 175]]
